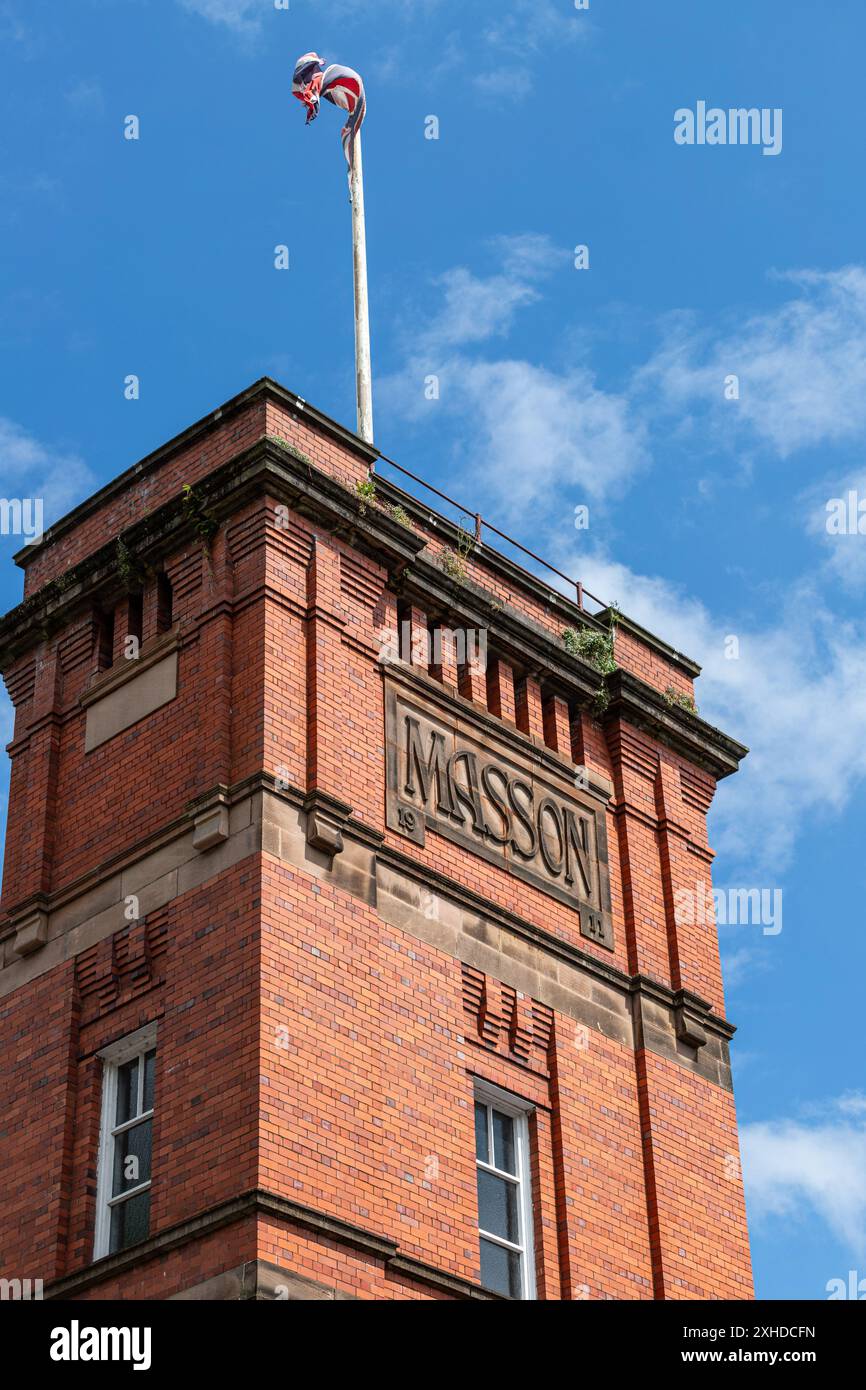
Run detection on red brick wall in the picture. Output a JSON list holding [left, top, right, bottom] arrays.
[[637, 1050, 752, 1299], [0, 390, 752, 1300], [0, 964, 79, 1282], [0, 861, 260, 1287], [72, 1220, 257, 1301]]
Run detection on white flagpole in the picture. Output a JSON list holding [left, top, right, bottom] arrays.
[[350, 131, 374, 445]]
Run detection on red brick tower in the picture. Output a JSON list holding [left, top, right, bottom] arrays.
[[0, 380, 753, 1300]]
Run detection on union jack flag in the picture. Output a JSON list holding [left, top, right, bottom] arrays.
[[293, 52, 366, 180]]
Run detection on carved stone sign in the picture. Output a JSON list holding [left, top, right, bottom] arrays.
[[384, 668, 613, 950]]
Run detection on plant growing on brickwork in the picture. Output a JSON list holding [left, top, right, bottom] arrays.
[[561, 626, 617, 676], [592, 686, 612, 717], [181, 484, 218, 549], [266, 434, 313, 467], [115, 538, 144, 592], [386, 502, 412, 529], [562, 626, 618, 718], [355, 476, 377, 515], [664, 686, 698, 715], [440, 522, 475, 582]]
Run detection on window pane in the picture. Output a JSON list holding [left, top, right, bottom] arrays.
[[474, 1102, 489, 1164], [109, 1189, 150, 1254], [143, 1049, 156, 1113], [112, 1118, 152, 1197], [492, 1109, 516, 1174], [115, 1058, 139, 1126], [477, 1169, 519, 1243], [480, 1238, 521, 1299]]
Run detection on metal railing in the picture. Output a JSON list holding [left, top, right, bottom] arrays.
[[370, 448, 608, 618]]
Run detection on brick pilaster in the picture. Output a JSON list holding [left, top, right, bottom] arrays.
[[305, 535, 347, 796], [655, 757, 724, 1013], [407, 606, 429, 671], [515, 675, 544, 742], [198, 529, 235, 791], [458, 650, 487, 705], [543, 693, 572, 759], [605, 717, 671, 984], [10, 641, 61, 904], [487, 657, 516, 723], [430, 625, 458, 690], [112, 596, 135, 665]]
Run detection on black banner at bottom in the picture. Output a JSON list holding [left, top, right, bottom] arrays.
[[1, 1296, 861, 1377]]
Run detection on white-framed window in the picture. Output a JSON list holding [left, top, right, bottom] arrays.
[[94, 1023, 157, 1260], [474, 1080, 536, 1300]]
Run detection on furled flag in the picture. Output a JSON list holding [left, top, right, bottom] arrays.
[[292, 51, 367, 182]]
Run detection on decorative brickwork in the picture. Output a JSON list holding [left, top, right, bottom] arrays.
[[0, 379, 752, 1300]]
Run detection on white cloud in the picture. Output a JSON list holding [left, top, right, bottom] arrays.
[[741, 1097, 866, 1256], [564, 270, 866, 873], [382, 236, 648, 517], [483, 0, 592, 55], [418, 268, 540, 352], [492, 232, 570, 282], [640, 267, 866, 458], [412, 235, 569, 354], [719, 943, 770, 991], [383, 357, 647, 519], [474, 68, 533, 101], [176, 0, 262, 32], [474, 0, 591, 98], [445, 360, 647, 513], [383, 355, 649, 520], [563, 548, 866, 876], [0, 418, 94, 531], [385, 251, 866, 875], [314, 0, 445, 13]]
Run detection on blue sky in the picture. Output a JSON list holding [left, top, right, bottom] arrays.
[[2, 0, 865, 1300]]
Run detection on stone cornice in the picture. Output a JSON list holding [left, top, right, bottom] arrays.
[[13, 377, 377, 569], [0, 437, 747, 781], [606, 669, 747, 780], [0, 439, 424, 666]]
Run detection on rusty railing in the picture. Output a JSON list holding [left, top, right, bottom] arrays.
[[370, 449, 607, 618]]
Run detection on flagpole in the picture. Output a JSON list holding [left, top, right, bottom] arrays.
[[350, 131, 374, 445]]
